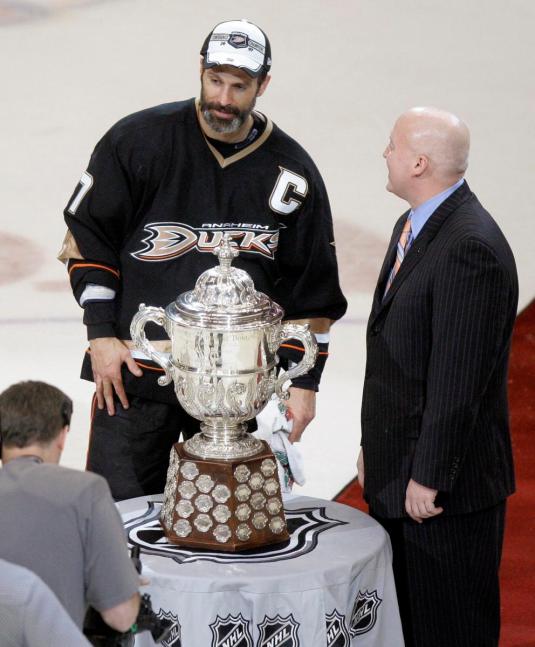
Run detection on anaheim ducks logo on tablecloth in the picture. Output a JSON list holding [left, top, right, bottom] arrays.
[[123, 501, 346, 564], [325, 610, 350, 646], [349, 590, 382, 637], [257, 614, 300, 647], [209, 613, 253, 647], [155, 609, 182, 646]]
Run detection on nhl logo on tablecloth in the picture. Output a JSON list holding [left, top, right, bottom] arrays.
[[124, 502, 346, 564], [210, 613, 253, 647], [257, 614, 300, 646], [156, 608, 181, 646], [349, 590, 382, 637], [325, 609, 350, 646]]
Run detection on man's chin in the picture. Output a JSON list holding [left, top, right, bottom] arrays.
[[202, 111, 241, 134]]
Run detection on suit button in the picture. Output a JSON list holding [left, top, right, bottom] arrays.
[[371, 326, 381, 335]]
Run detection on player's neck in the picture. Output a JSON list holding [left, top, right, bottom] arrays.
[[199, 113, 255, 144]]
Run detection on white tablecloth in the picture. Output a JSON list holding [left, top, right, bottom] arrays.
[[119, 495, 403, 647]]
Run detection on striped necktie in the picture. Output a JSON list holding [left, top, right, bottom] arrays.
[[384, 214, 413, 296]]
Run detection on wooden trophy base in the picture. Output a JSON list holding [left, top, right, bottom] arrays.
[[160, 441, 290, 552]]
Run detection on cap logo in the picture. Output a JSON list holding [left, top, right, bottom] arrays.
[[210, 31, 265, 55], [228, 31, 249, 48]]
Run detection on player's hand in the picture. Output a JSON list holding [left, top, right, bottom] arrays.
[[89, 337, 143, 415], [357, 448, 365, 489], [405, 478, 443, 523], [285, 387, 316, 443]]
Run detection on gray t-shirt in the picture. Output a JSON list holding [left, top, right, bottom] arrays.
[[0, 558, 90, 646], [0, 457, 139, 627]]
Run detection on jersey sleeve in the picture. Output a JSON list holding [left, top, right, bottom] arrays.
[[60, 129, 140, 339], [276, 171, 347, 322], [275, 168, 347, 390]]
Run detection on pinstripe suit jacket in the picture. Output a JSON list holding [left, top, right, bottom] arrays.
[[361, 181, 518, 518]]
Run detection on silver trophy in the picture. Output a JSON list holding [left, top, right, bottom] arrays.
[[130, 235, 317, 550]]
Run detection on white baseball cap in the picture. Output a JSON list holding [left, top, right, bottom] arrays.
[[200, 19, 272, 78]]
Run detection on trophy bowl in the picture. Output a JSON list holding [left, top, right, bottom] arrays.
[[130, 235, 317, 550]]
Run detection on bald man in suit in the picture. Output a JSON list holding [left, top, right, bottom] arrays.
[[358, 107, 518, 647]]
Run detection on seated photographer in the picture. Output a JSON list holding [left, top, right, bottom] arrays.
[[0, 381, 140, 632]]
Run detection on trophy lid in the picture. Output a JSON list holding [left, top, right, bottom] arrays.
[[166, 236, 283, 328]]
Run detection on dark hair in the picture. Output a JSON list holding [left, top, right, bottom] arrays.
[[201, 62, 268, 87], [0, 381, 73, 449]]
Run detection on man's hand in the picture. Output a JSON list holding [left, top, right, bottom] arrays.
[[405, 478, 443, 523], [285, 387, 316, 443], [357, 448, 365, 489], [89, 337, 143, 415]]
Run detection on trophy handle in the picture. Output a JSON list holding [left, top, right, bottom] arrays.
[[274, 323, 318, 399], [130, 304, 174, 386]]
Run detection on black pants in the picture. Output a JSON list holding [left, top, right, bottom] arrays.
[[87, 394, 201, 501], [372, 503, 506, 647]]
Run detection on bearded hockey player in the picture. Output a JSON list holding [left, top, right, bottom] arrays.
[[58, 19, 347, 500]]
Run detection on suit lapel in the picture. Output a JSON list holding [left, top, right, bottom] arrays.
[[372, 182, 473, 321]]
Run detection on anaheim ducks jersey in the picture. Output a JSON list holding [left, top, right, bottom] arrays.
[[60, 98, 347, 400]]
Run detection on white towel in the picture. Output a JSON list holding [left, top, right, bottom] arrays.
[[254, 396, 306, 493]]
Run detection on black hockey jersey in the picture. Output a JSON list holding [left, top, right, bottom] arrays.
[[61, 98, 347, 401]]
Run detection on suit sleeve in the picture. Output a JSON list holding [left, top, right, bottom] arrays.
[[411, 238, 512, 491], [62, 130, 139, 339]]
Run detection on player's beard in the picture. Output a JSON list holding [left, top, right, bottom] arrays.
[[200, 88, 256, 135]]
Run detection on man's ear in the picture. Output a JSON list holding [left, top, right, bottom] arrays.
[[57, 425, 69, 452], [413, 155, 429, 177], [256, 74, 271, 98]]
